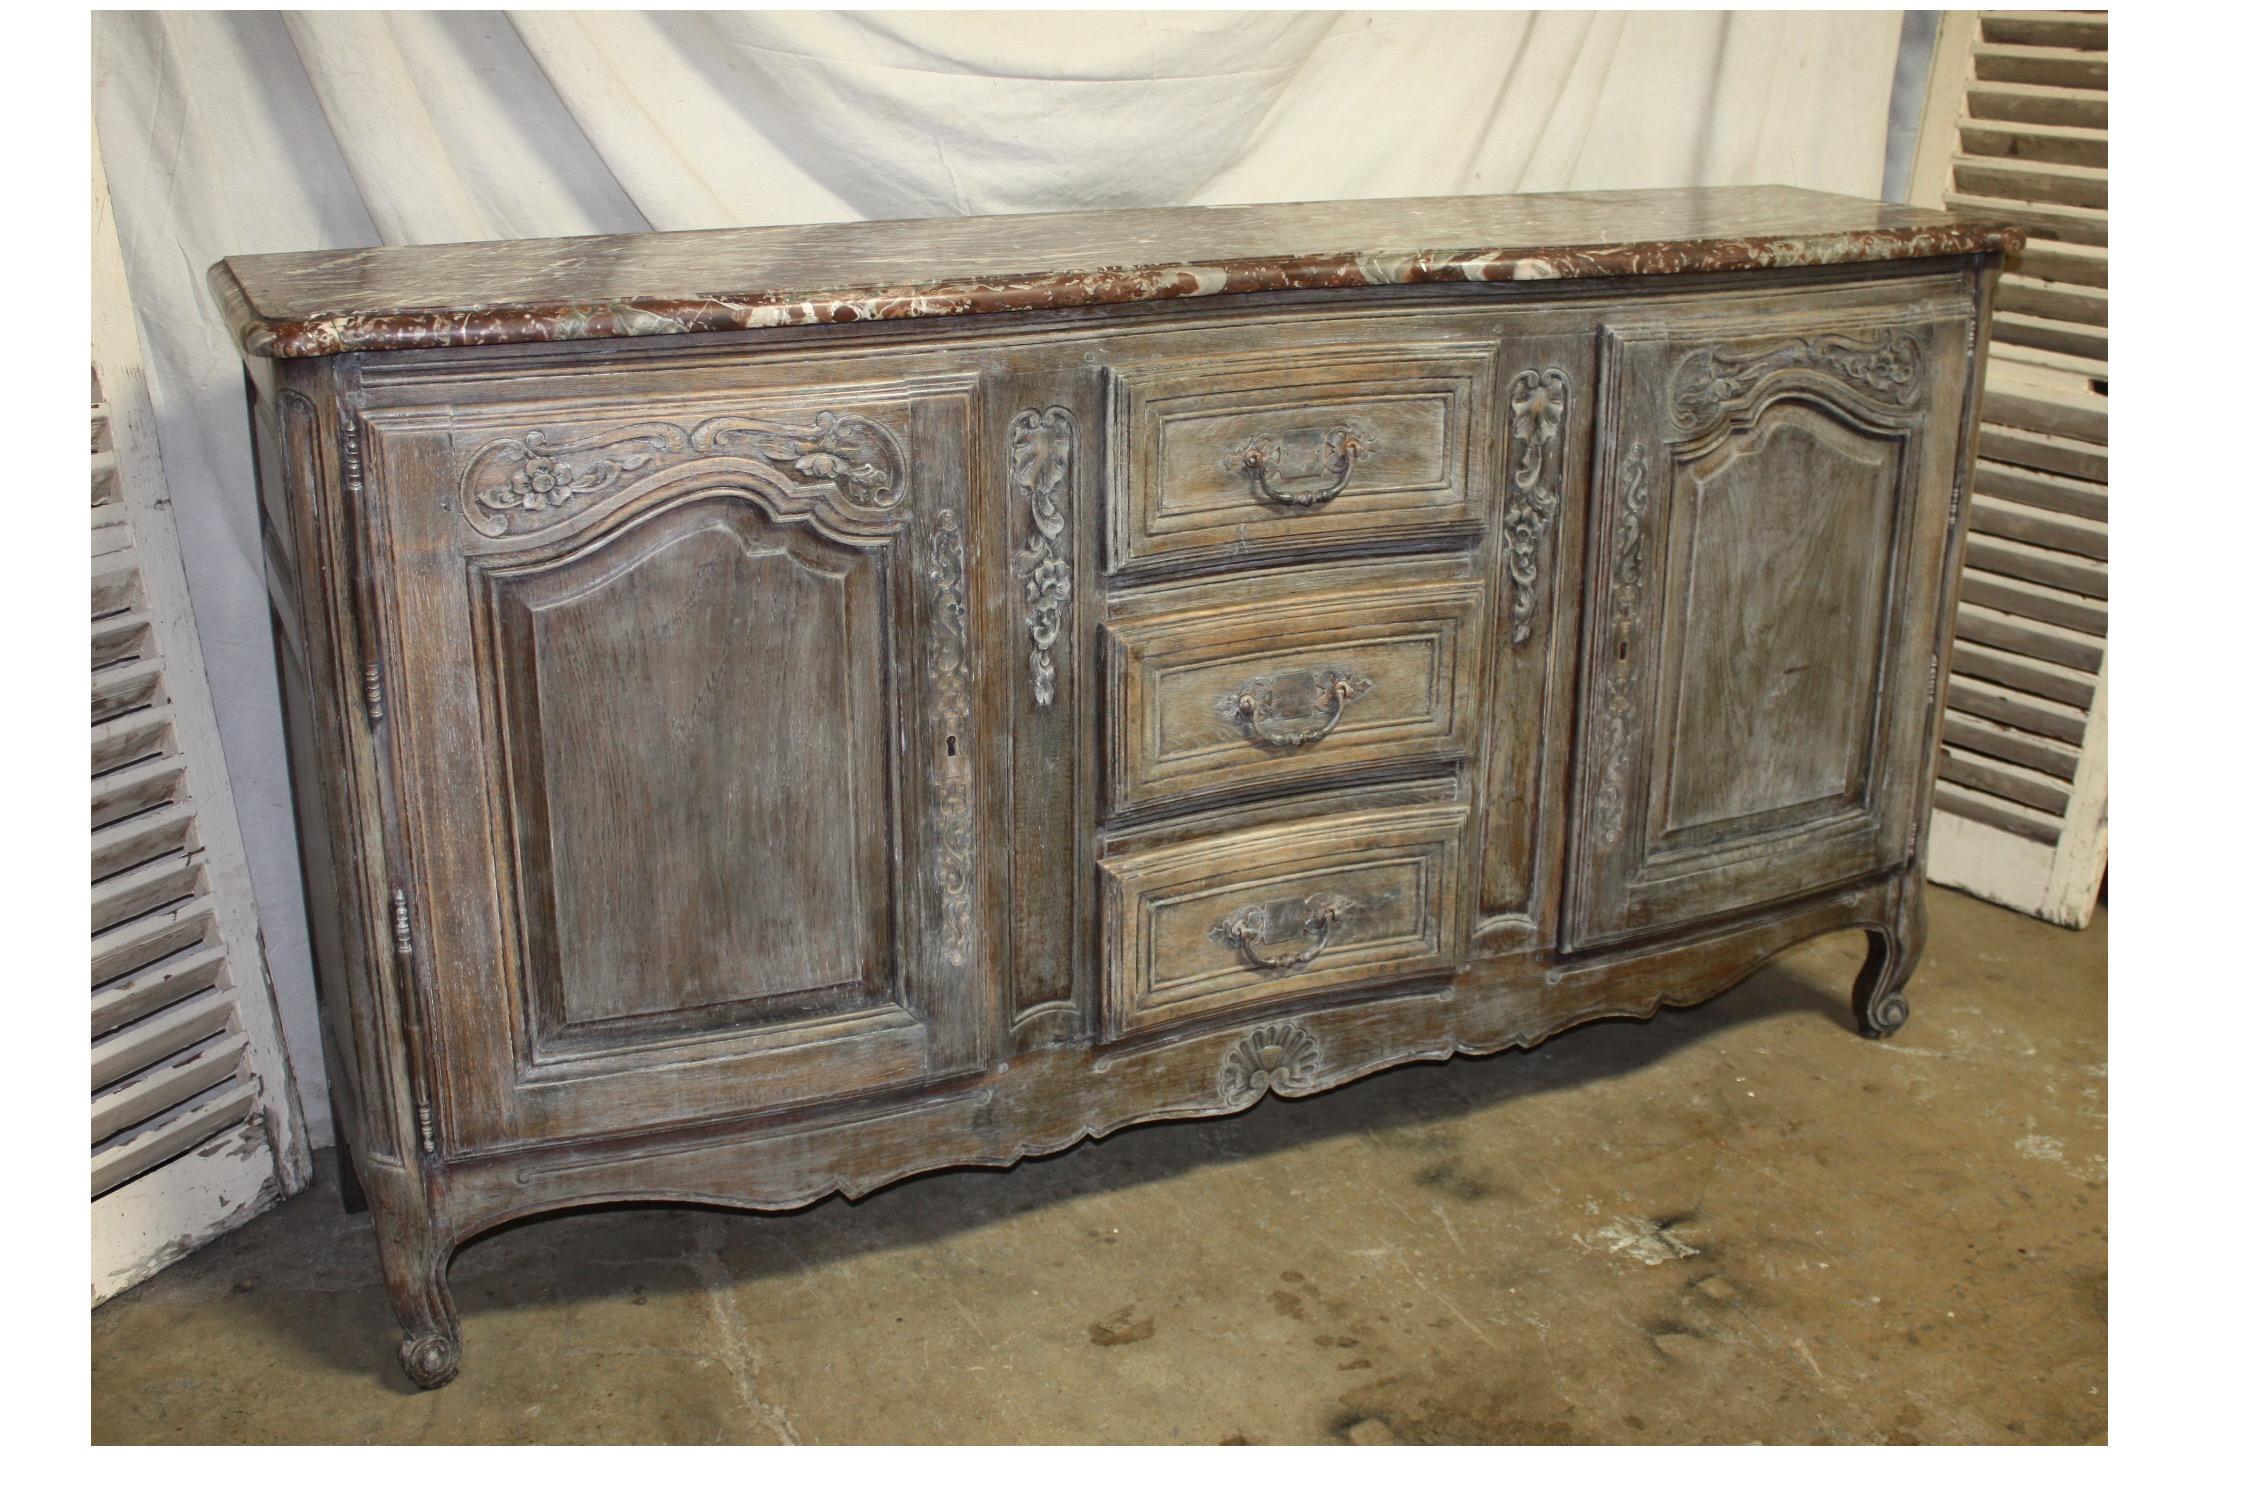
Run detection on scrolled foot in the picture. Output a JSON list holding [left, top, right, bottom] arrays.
[[1852, 885, 1925, 1041], [400, 1331, 460, 1390], [1856, 990, 1910, 1039]]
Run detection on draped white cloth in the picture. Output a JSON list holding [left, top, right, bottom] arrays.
[[92, 10, 1907, 1140]]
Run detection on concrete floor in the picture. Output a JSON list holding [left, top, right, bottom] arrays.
[[92, 888, 2105, 1444]]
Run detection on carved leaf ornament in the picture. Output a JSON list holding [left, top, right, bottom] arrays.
[[463, 410, 907, 537]]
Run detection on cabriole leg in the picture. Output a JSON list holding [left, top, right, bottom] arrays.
[[366, 1173, 461, 1389], [1854, 878, 1928, 1039]]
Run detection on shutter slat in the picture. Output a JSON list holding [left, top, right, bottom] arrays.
[[1954, 159, 2106, 210], [1962, 536, 2106, 600], [1946, 679, 2087, 747], [91, 752, 186, 831], [91, 1081, 260, 1198], [1971, 497, 2107, 561], [1994, 275, 2107, 333], [1962, 83, 2106, 131], [1944, 191, 2106, 246], [90, 850, 204, 935], [92, 991, 238, 1090], [1934, 787, 2064, 848], [1953, 604, 2105, 673], [2011, 241, 2107, 288], [1950, 644, 2097, 711], [1973, 459, 2106, 522], [1979, 13, 2107, 51], [1958, 570, 2108, 637], [92, 705, 175, 777], [1979, 423, 2107, 484], [93, 892, 215, 990], [92, 655, 167, 723], [1970, 44, 2107, 92], [91, 939, 229, 1038], [92, 610, 154, 671], [1943, 712, 2082, 782], [1993, 310, 2107, 364], [92, 802, 195, 884], [92, 561, 143, 618], [1956, 120, 2108, 171], [1939, 747, 2074, 817], [93, 1032, 247, 1140]]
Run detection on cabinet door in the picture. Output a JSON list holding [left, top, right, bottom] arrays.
[[366, 384, 988, 1151], [1564, 302, 1969, 949]]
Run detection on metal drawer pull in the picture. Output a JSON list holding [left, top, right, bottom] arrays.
[[1235, 424, 1367, 507], [1211, 891, 1355, 973], [1219, 666, 1372, 749]]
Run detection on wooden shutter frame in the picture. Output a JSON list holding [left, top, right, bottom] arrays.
[[1911, 10, 2107, 928], [92, 129, 311, 1302]]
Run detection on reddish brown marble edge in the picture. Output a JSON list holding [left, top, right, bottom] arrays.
[[211, 187, 2025, 360]]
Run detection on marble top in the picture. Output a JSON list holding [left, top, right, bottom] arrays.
[[210, 185, 2023, 360]]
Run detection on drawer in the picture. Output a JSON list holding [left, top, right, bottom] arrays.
[[1105, 339, 1498, 572], [1099, 805, 1468, 1040], [1104, 578, 1485, 817]]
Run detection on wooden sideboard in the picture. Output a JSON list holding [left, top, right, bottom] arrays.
[[210, 186, 2019, 1388]]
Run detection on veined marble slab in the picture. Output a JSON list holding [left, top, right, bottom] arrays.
[[211, 185, 2023, 359]]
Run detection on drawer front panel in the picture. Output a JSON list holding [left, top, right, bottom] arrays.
[[1100, 806, 1468, 1039], [1107, 341, 1497, 572], [1105, 579, 1485, 817]]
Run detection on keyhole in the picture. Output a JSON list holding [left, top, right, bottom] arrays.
[[1617, 641, 1630, 662], [946, 734, 959, 757]]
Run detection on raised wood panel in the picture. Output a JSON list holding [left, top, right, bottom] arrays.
[[1657, 409, 1896, 835], [493, 500, 893, 1052]]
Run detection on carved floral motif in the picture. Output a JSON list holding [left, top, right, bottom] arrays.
[[1592, 443, 1652, 850], [462, 410, 906, 536], [1217, 1021, 1324, 1107], [926, 508, 974, 967], [1502, 368, 1570, 646], [1008, 407, 1075, 708], [1669, 327, 1924, 434]]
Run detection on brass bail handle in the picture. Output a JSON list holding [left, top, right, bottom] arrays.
[[1211, 891, 1353, 973], [1236, 424, 1367, 507], [1225, 667, 1372, 749]]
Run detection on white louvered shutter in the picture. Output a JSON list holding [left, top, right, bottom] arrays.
[[1911, 10, 2107, 927], [92, 137, 310, 1301]]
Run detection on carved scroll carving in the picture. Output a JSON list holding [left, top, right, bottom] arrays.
[[1009, 406, 1074, 708], [1668, 327, 1924, 435], [1503, 367, 1570, 646], [1217, 1021, 1323, 1108], [1592, 442, 1652, 850], [926, 508, 974, 968], [462, 410, 906, 537]]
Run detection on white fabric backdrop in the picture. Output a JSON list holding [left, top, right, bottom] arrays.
[[92, 9, 1908, 1144]]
